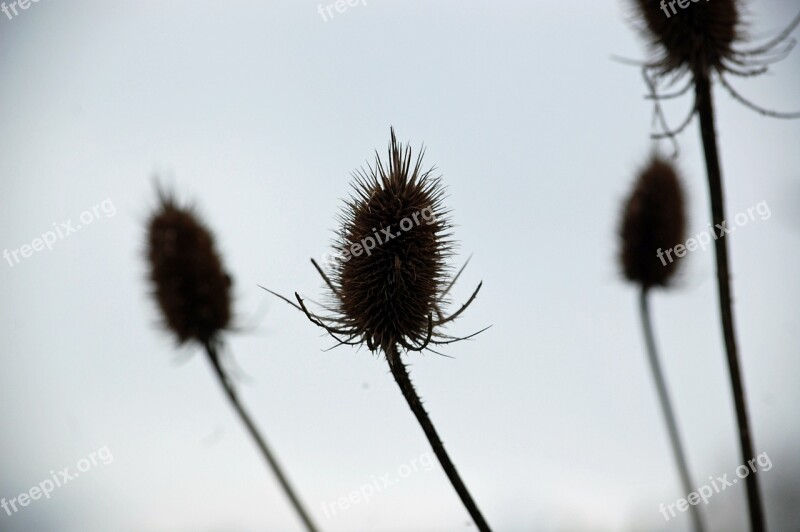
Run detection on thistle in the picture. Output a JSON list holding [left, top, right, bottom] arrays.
[[633, 0, 740, 77], [267, 129, 491, 530], [631, 0, 800, 141], [629, 4, 800, 530], [146, 187, 233, 346], [619, 156, 704, 532], [620, 156, 686, 290], [145, 185, 318, 532]]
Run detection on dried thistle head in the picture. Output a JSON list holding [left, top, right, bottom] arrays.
[[287, 128, 482, 354], [146, 187, 232, 345], [619, 156, 687, 290], [633, 0, 741, 76], [629, 1, 800, 144]]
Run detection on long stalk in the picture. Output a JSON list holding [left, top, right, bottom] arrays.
[[385, 343, 491, 531], [693, 71, 765, 532], [203, 341, 319, 532], [639, 289, 704, 532]]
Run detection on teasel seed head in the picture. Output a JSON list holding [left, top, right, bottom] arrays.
[[619, 155, 687, 290], [146, 186, 232, 345], [327, 128, 454, 353], [632, 0, 740, 76]]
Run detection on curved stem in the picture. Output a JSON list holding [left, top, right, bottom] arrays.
[[203, 341, 319, 532], [639, 289, 704, 532], [384, 343, 492, 531], [693, 71, 765, 532]]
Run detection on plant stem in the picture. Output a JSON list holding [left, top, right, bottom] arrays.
[[639, 289, 704, 532], [384, 343, 491, 531], [203, 341, 319, 532], [693, 71, 765, 532]]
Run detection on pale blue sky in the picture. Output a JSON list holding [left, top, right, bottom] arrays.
[[1, 1, 799, 531]]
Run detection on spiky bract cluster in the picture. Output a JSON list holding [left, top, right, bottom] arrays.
[[146, 189, 232, 345], [321, 129, 455, 353], [619, 156, 686, 289], [633, 0, 741, 76]]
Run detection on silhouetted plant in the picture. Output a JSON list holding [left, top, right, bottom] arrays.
[[145, 185, 318, 532], [619, 155, 704, 532], [629, 4, 800, 530], [266, 129, 492, 531]]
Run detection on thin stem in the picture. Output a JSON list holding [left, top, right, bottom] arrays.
[[639, 289, 704, 532], [693, 71, 765, 532], [384, 343, 492, 531], [203, 341, 319, 532]]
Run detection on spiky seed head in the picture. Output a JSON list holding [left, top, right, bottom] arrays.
[[619, 155, 687, 289], [633, 0, 740, 75], [146, 188, 232, 345], [329, 128, 453, 352]]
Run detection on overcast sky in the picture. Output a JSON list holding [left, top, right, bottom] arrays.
[[1, 1, 799, 531]]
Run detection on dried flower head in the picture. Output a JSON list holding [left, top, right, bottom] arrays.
[[619, 156, 686, 289], [282, 128, 482, 354], [633, 0, 741, 76], [146, 187, 232, 345], [630, 0, 800, 135]]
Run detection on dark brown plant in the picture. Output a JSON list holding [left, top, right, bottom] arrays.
[[146, 188, 232, 345], [628, 4, 800, 531], [619, 155, 704, 532], [619, 155, 686, 290], [145, 186, 319, 532], [267, 128, 491, 531]]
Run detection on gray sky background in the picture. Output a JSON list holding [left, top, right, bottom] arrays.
[[1, 1, 799, 531]]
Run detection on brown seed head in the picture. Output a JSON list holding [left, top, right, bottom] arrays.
[[328, 128, 453, 352], [619, 156, 687, 289], [633, 0, 740, 75], [146, 188, 232, 345]]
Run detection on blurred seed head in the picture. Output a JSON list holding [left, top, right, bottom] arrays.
[[619, 156, 687, 289], [328, 128, 453, 352], [146, 187, 232, 345], [632, 0, 740, 75]]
